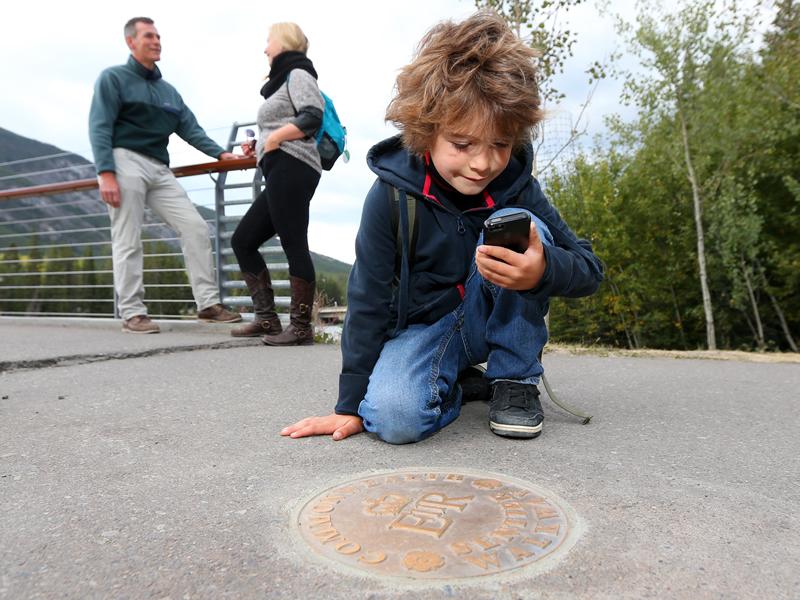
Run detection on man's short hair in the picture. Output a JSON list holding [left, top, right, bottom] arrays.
[[386, 11, 543, 155], [124, 17, 154, 39]]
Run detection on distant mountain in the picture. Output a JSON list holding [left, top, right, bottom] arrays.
[[0, 127, 192, 248], [0, 127, 351, 275], [0, 128, 116, 245]]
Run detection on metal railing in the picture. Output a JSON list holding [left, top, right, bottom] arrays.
[[0, 121, 289, 319]]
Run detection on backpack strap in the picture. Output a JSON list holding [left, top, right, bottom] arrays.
[[389, 185, 418, 282], [388, 184, 419, 333], [407, 192, 418, 265]]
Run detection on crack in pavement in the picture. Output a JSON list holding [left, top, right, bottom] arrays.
[[0, 339, 262, 374]]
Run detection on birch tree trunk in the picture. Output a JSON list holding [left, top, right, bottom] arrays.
[[740, 255, 765, 350], [761, 269, 799, 351], [678, 109, 717, 350], [670, 284, 689, 350], [607, 278, 636, 349]]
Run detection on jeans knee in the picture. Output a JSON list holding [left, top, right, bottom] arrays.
[[375, 422, 426, 445], [360, 393, 428, 445]]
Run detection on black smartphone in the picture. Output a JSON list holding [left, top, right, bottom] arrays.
[[483, 211, 531, 253]]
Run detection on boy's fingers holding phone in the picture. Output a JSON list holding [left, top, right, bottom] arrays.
[[477, 244, 520, 265], [477, 248, 518, 283], [527, 223, 543, 253], [523, 223, 547, 289], [478, 232, 546, 290]]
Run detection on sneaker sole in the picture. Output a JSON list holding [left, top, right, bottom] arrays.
[[489, 420, 542, 439], [121, 327, 160, 334]]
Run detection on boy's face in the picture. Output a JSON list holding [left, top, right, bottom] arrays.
[[429, 126, 513, 195]]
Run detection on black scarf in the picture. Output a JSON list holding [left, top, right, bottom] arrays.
[[259, 51, 318, 99]]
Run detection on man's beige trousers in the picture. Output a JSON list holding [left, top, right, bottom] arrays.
[[108, 148, 220, 320]]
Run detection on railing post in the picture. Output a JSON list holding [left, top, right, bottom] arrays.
[[213, 123, 239, 304]]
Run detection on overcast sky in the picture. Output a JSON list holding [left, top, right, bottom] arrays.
[[1, 0, 639, 263]]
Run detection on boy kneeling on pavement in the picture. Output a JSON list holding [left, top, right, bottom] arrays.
[[282, 12, 603, 444]]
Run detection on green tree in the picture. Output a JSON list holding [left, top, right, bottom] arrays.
[[708, 181, 767, 349], [543, 0, 798, 351], [0, 243, 24, 314], [317, 274, 345, 306], [474, 0, 610, 177], [474, 0, 605, 103], [614, 0, 760, 349], [742, 0, 800, 350]]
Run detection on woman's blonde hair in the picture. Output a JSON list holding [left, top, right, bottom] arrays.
[[386, 11, 543, 155], [270, 22, 309, 54]]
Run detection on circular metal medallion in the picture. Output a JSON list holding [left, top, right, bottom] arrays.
[[293, 468, 580, 581]]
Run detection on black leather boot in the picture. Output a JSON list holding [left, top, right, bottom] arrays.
[[262, 276, 315, 346], [231, 270, 282, 337]]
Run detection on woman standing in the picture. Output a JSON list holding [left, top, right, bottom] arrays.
[[231, 22, 324, 345]]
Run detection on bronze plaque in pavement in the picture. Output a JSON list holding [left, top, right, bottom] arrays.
[[292, 468, 580, 581]]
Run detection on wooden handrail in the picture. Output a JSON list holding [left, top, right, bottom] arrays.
[[0, 156, 257, 202]]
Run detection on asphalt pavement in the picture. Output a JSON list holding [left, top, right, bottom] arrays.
[[1, 318, 798, 599]]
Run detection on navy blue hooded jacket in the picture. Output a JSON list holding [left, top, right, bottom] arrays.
[[336, 136, 603, 416]]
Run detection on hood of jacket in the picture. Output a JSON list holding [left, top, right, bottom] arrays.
[[366, 135, 535, 208]]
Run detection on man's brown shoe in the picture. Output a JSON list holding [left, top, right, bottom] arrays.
[[122, 315, 160, 334], [197, 303, 242, 323]]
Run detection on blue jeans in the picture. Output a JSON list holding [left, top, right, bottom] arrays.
[[358, 211, 554, 444]]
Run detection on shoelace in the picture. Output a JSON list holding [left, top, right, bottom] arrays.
[[502, 385, 532, 409]]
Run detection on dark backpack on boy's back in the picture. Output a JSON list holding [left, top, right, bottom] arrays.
[[287, 73, 349, 171]]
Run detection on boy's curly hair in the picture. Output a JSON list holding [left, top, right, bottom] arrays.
[[386, 11, 543, 155]]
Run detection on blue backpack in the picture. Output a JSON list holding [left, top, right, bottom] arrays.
[[287, 74, 348, 170]]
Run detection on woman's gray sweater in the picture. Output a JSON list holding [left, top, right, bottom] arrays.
[[255, 69, 324, 173]]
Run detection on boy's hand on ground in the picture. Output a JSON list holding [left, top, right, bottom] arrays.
[[476, 223, 546, 290], [281, 414, 364, 441]]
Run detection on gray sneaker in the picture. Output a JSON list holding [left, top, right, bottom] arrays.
[[122, 315, 160, 334], [488, 381, 543, 439]]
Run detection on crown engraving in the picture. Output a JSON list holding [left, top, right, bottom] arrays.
[[364, 494, 411, 516]]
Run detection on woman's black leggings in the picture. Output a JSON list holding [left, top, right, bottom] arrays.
[[231, 150, 320, 282]]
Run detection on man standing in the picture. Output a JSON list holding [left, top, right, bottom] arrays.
[[89, 16, 241, 333]]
